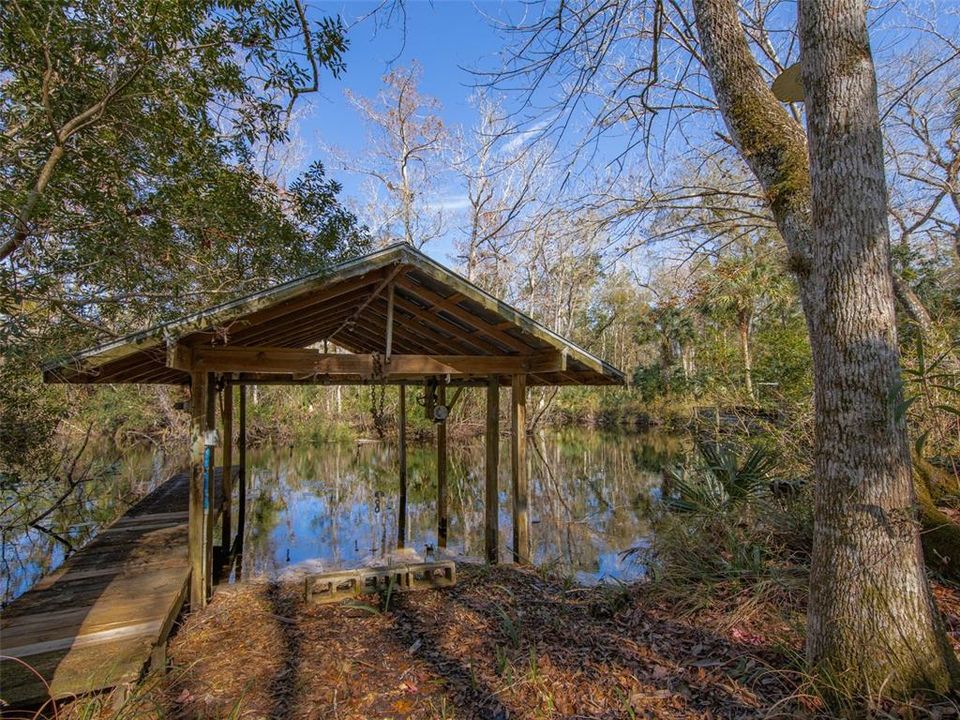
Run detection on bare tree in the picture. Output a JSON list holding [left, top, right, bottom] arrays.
[[452, 92, 548, 283], [881, 29, 960, 335], [493, 0, 960, 693], [340, 62, 447, 248]]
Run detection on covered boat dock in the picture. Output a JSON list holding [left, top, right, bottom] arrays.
[[2, 243, 623, 705]]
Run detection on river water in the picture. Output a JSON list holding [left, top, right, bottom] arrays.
[[237, 429, 684, 584], [1, 429, 685, 603]]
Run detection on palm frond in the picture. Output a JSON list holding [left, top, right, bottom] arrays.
[[665, 442, 778, 514]]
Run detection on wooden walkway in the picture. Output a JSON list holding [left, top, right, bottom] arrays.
[[0, 469, 224, 707]]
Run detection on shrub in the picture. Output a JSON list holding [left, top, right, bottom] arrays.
[[633, 441, 812, 625]]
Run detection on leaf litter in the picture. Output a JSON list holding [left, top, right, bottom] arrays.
[[151, 564, 960, 719]]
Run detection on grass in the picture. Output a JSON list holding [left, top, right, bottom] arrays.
[[495, 605, 521, 648]]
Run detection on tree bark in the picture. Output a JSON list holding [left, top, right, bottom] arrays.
[[2, 143, 66, 261], [692, 0, 958, 695], [799, 0, 958, 693]]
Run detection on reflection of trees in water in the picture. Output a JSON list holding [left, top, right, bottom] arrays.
[[528, 431, 683, 578], [630, 433, 689, 474], [5, 430, 689, 600], [234, 430, 685, 583], [2, 444, 183, 603]]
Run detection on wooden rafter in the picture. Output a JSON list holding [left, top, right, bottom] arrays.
[[326, 266, 404, 344]]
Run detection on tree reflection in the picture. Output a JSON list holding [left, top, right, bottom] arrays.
[[239, 429, 685, 584]]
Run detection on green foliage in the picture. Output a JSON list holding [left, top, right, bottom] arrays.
[[0, 0, 369, 523], [0, 355, 64, 484], [666, 441, 777, 515], [632, 362, 702, 402], [2, 0, 348, 244], [751, 318, 813, 402], [1, 0, 367, 349], [636, 441, 811, 618]]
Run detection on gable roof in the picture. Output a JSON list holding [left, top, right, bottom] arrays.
[[44, 243, 624, 386]]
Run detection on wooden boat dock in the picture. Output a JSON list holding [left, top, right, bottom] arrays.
[[0, 469, 224, 707]]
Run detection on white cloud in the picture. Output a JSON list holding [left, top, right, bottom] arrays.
[[426, 194, 471, 212]]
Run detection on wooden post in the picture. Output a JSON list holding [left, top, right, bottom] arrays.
[[511, 375, 530, 564], [189, 372, 208, 609], [385, 283, 395, 361], [221, 383, 233, 554], [485, 376, 500, 564], [237, 384, 247, 552], [397, 382, 407, 549], [204, 373, 217, 597], [437, 382, 448, 550]]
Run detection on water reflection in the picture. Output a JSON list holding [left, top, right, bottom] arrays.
[[2, 430, 686, 603], [1, 445, 185, 603], [239, 430, 685, 584]]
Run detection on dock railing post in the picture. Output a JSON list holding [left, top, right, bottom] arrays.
[[437, 382, 448, 550], [204, 372, 217, 598], [237, 383, 247, 553], [511, 375, 530, 564], [485, 376, 500, 564], [221, 381, 233, 556], [398, 382, 407, 549], [189, 371, 208, 609]]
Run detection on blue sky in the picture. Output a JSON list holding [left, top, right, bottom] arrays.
[[295, 1, 518, 264], [287, 1, 960, 275]]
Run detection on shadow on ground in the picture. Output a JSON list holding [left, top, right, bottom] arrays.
[[161, 564, 810, 719]]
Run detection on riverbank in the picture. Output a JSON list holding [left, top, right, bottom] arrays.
[[40, 563, 960, 719]]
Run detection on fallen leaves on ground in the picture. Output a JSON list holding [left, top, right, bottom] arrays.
[[164, 564, 810, 719]]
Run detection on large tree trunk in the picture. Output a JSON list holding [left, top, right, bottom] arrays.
[[692, 0, 958, 695], [799, 0, 957, 693]]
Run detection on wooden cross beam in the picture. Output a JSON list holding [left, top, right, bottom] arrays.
[[325, 266, 404, 344], [167, 344, 567, 378]]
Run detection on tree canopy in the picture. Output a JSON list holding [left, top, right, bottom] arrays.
[[1, 0, 365, 347]]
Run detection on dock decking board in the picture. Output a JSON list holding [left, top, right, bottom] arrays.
[[1, 469, 226, 707]]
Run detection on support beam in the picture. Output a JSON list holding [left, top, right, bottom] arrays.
[[188, 372, 207, 609], [204, 373, 216, 598], [485, 376, 500, 564], [220, 383, 233, 554], [172, 347, 567, 377], [511, 375, 530, 564], [237, 384, 247, 553], [326, 265, 403, 344], [437, 382, 448, 550], [385, 283, 395, 361], [228, 375, 492, 387], [397, 383, 407, 549]]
